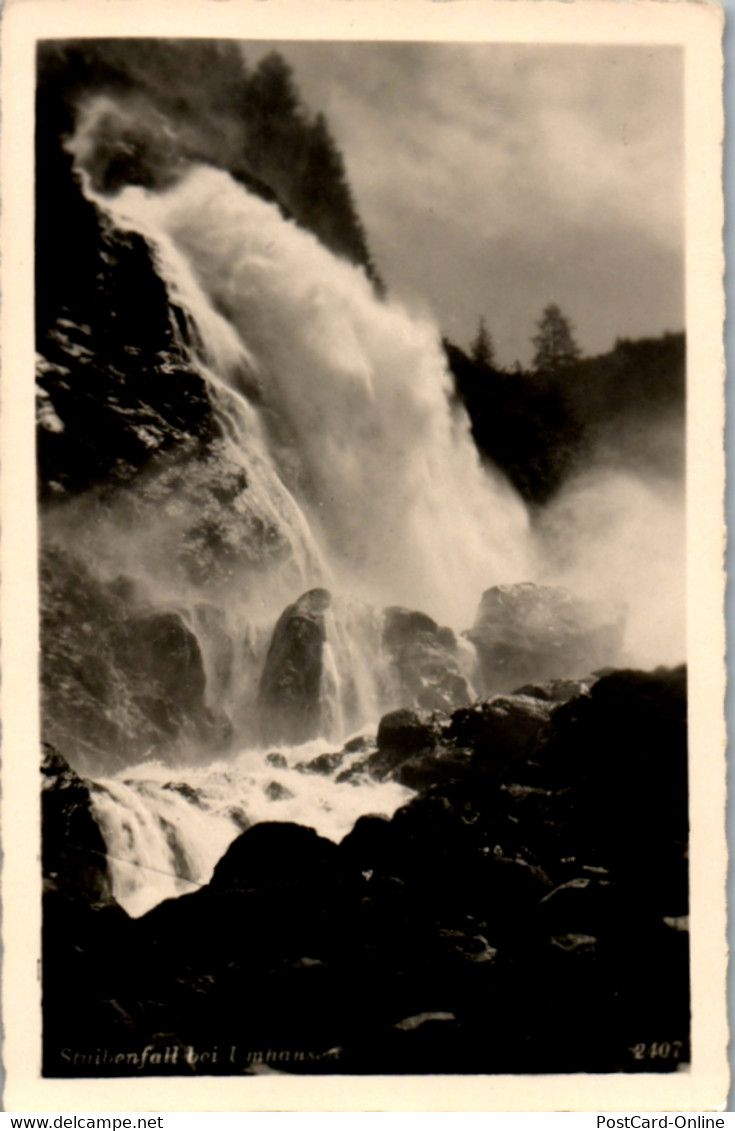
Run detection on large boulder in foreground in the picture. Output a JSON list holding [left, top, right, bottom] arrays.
[[258, 588, 332, 746], [465, 582, 624, 696], [381, 606, 472, 714], [536, 665, 688, 911], [210, 821, 340, 893]]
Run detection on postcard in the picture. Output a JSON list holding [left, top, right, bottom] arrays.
[[1, 0, 728, 1112]]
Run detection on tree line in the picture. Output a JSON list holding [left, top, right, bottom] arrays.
[[37, 41, 383, 289], [446, 306, 684, 505]]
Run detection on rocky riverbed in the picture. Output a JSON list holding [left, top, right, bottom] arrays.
[[42, 662, 688, 1076]]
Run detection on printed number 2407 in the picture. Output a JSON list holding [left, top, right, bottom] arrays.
[[629, 1041, 684, 1061]]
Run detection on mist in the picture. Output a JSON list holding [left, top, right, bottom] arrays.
[[535, 458, 685, 668]]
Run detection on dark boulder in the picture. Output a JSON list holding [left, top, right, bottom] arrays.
[[115, 610, 228, 748], [338, 814, 394, 873], [130, 612, 204, 703], [377, 708, 439, 763], [513, 676, 597, 703], [386, 746, 473, 792], [40, 544, 232, 773], [258, 588, 332, 746], [381, 605, 472, 713], [296, 750, 346, 776], [447, 694, 553, 775], [41, 742, 114, 907], [343, 734, 374, 754], [209, 821, 340, 893], [466, 582, 623, 696], [355, 691, 554, 792], [264, 780, 295, 801], [534, 665, 689, 914], [162, 781, 204, 805], [356, 708, 465, 790]]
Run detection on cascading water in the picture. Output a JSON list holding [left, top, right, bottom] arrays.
[[50, 130, 617, 919], [95, 163, 532, 625], [89, 744, 413, 918]]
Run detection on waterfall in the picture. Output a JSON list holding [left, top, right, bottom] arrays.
[[45, 156, 536, 915], [38, 82, 686, 931], [43, 158, 534, 757], [94, 164, 532, 628], [40, 125, 685, 923], [89, 745, 413, 918]]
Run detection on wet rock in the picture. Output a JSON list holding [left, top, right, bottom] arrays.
[[117, 609, 231, 749], [162, 781, 204, 806], [228, 806, 251, 831], [36, 143, 221, 502], [41, 742, 114, 907], [40, 545, 232, 773], [192, 602, 235, 703], [343, 734, 374, 754], [265, 752, 288, 769], [513, 676, 597, 703], [296, 750, 345, 776], [381, 605, 472, 713], [355, 708, 464, 790], [447, 694, 553, 775], [264, 781, 295, 801], [258, 588, 331, 746], [390, 747, 473, 791], [355, 691, 554, 792], [466, 582, 623, 696], [119, 612, 205, 719], [377, 709, 439, 762]]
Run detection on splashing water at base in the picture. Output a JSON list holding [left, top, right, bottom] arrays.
[[89, 740, 412, 918]]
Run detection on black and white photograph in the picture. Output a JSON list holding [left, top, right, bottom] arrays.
[[1, 0, 727, 1112]]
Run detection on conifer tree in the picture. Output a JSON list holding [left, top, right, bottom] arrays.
[[531, 304, 581, 374], [471, 317, 496, 368]]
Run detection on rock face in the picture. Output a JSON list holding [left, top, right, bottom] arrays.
[[447, 694, 553, 775], [42, 665, 689, 1077], [41, 743, 113, 906], [41, 545, 231, 773], [258, 588, 332, 746], [466, 582, 624, 695], [381, 606, 472, 713], [36, 105, 222, 501]]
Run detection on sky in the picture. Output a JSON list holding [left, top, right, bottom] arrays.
[[249, 42, 684, 367]]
